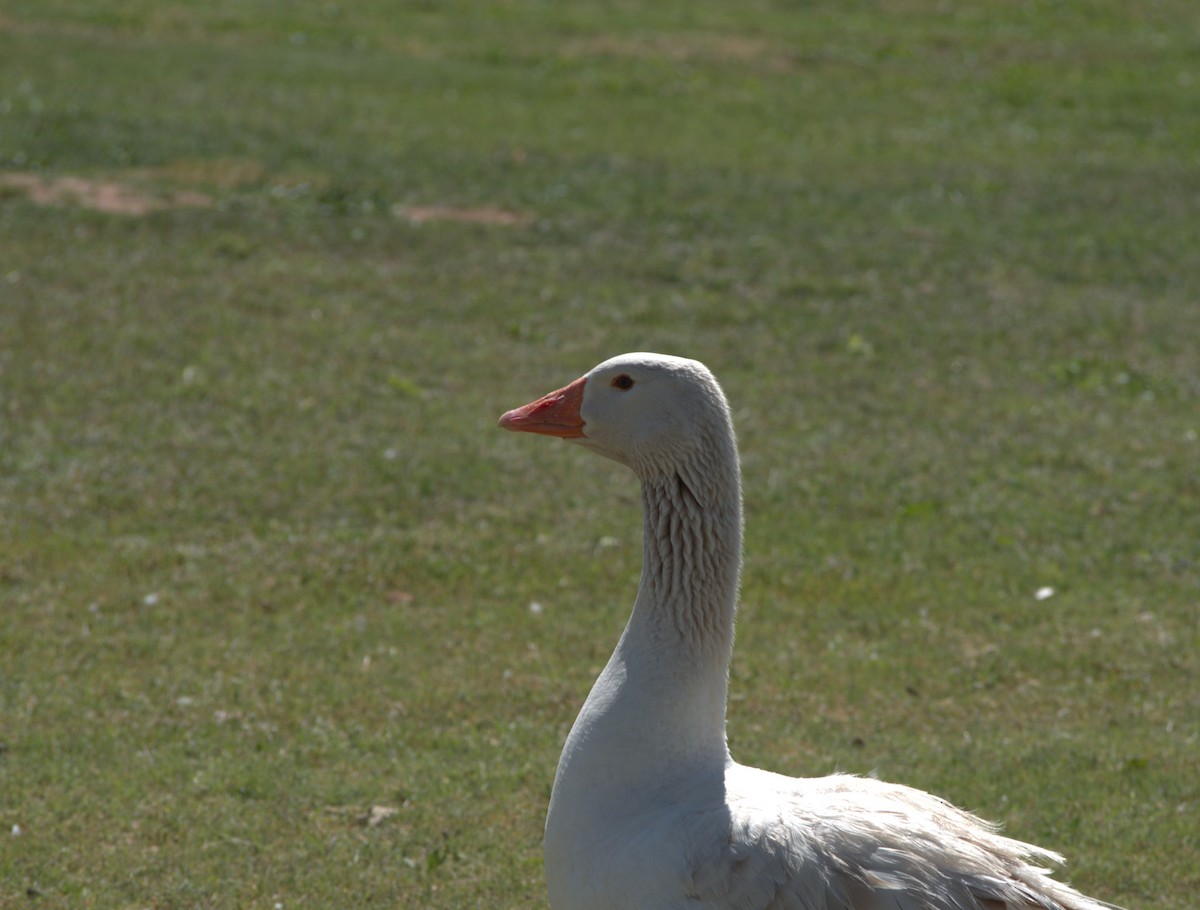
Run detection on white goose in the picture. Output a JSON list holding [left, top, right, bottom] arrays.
[[500, 352, 1121, 910]]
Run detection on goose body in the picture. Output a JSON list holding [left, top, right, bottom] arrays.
[[500, 353, 1120, 910]]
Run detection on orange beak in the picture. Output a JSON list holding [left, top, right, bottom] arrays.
[[498, 375, 587, 438]]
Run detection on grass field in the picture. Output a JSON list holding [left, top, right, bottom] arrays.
[[1, 2, 1197, 907]]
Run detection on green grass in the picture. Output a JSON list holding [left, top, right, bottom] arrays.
[[1, 1, 1197, 907]]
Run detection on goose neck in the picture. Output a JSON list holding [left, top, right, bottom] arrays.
[[634, 450, 743, 663]]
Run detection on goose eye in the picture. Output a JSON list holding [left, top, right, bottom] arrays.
[[611, 374, 635, 391]]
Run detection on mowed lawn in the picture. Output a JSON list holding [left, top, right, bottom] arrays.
[[1, 2, 1197, 908]]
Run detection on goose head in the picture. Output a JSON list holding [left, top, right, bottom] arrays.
[[499, 352, 734, 480]]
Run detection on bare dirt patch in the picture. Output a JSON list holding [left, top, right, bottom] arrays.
[[2, 165, 529, 225], [393, 204, 531, 227], [1, 172, 213, 215]]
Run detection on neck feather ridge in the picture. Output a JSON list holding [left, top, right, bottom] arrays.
[[638, 439, 743, 661]]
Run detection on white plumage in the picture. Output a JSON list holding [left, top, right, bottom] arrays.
[[500, 352, 1121, 910]]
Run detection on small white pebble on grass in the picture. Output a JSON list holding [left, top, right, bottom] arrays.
[[143, 592, 160, 606], [11, 824, 20, 836], [1034, 586, 1054, 601], [383, 448, 399, 460], [529, 601, 544, 615]]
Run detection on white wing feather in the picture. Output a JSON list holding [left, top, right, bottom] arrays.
[[680, 768, 1120, 910]]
